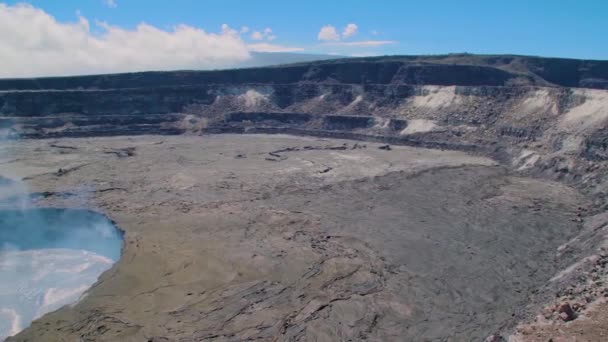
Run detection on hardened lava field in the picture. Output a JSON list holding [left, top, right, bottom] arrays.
[[1, 134, 586, 341]]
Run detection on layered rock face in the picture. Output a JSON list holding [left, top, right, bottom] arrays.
[[1, 54, 608, 340], [2, 55, 608, 198]]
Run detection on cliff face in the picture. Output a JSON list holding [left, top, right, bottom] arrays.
[[1, 55, 608, 198], [0, 55, 606, 187], [1, 54, 608, 90]]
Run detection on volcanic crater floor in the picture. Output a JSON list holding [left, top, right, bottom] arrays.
[[1, 134, 587, 341]]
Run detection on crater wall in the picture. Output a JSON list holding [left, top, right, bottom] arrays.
[[2, 55, 608, 339]]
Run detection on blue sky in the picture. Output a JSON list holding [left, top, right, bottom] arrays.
[[9, 0, 607, 58], [0, 1, 606, 77]]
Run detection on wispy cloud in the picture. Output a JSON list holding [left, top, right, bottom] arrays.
[[247, 43, 304, 53], [250, 27, 276, 41], [323, 40, 397, 47], [317, 23, 395, 51], [350, 52, 381, 57], [103, 0, 117, 8]]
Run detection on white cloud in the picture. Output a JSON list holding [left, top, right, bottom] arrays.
[[240, 26, 250, 34], [251, 31, 264, 40], [317, 24, 395, 50], [342, 23, 358, 38], [0, 3, 253, 77], [319, 23, 363, 41], [103, 0, 117, 8], [322, 40, 397, 47], [220, 23, 239, 36], [317, 25, 340, 41], [250, 28, 275, 41], [247, 43, 304, 53]]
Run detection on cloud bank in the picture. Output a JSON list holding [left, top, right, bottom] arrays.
[[0, 3, 256, 77], [0, 4, 393, 78]]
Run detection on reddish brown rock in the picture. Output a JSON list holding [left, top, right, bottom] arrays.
[[558, 302, 576, 322]]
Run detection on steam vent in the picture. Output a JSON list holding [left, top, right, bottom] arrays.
[[0, 209, 122, 340], [1, 55, 608, 341]]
